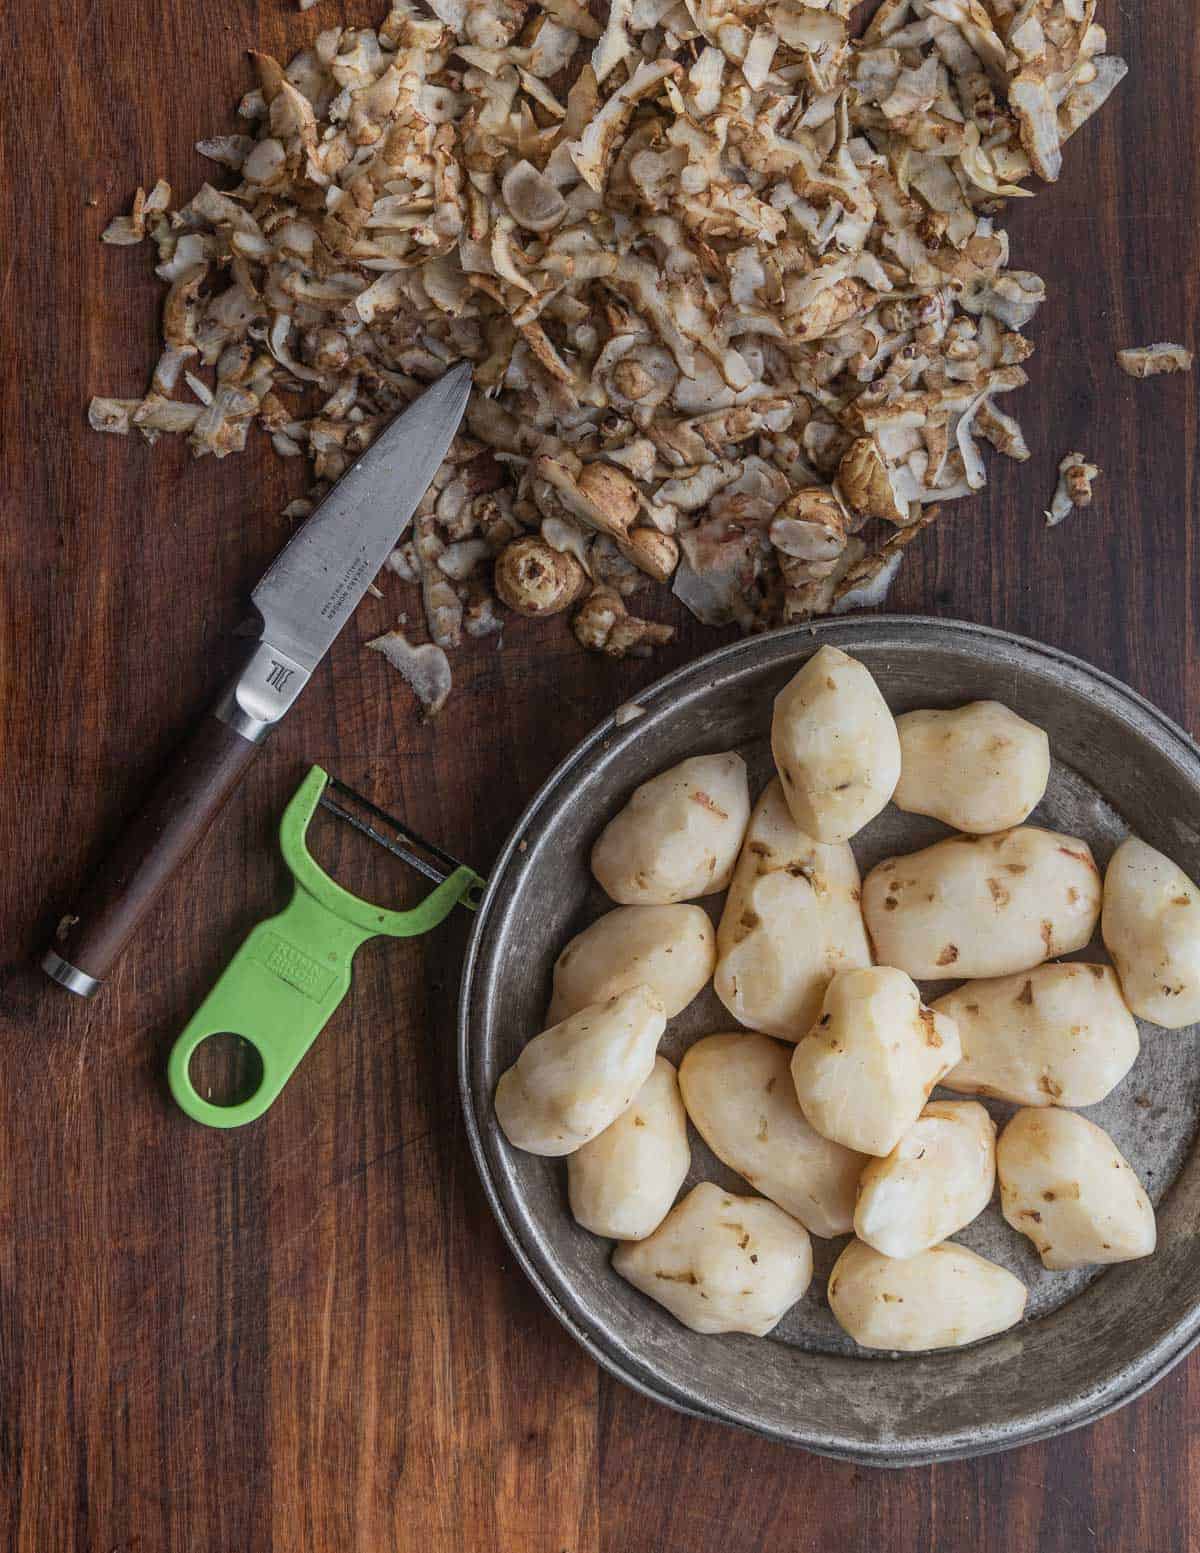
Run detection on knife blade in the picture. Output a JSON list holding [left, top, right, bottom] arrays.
[[216, 359, 472, 743], [43, 361, 472, 996]]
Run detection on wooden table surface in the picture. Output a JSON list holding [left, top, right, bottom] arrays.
[[2, 1, 1197, 1548]]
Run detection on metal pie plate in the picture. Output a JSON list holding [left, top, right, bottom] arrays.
[[459, 618, 1200, 1465]]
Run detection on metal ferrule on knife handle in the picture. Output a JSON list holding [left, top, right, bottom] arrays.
[[43, 361, 472, 997], [214, 641, 313, 744]]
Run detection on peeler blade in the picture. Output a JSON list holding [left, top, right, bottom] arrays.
[[318, 778, 472, 891]]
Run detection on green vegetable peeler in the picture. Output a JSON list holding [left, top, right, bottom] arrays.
[[167, 765, 485, 1129]]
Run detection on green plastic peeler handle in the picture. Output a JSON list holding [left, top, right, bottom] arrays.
[[167, 766, 484, 1129]]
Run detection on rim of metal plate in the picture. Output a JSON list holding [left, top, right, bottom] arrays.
[[457, 616, 1200, 1465]]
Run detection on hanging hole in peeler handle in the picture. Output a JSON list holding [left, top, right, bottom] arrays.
[[186, 1032, 265, 1109], [167, 1014, 282, 1130]]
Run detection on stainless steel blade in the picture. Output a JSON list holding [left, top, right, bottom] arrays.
[[252, 360, 472, 670]]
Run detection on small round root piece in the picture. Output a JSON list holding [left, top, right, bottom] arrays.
[[494, 536, 587, 617]]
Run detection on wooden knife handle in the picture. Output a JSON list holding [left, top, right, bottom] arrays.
[[46, 715, 261, 992]]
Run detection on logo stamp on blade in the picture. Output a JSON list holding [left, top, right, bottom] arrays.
[[266, 659, 295, 692]]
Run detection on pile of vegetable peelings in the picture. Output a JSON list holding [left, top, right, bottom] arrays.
[[92, 0, 1140, 711]]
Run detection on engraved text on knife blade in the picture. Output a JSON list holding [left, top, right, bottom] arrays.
[[321, 553, 372, 623]]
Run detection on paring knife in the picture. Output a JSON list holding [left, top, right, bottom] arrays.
[[43, 361, 472, 997]]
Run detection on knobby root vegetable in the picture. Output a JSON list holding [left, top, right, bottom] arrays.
[[790, 967, 962, 1157], [612, 1182, 813, 1337], [591, 753, 750, 904], [568, 1056, 690, 1241], [494, 985, 665, 1156], [998, 1107, 1156, 1270], [828, 1240, 1027, 1352], [1102, 836, 1200, 1028], [679, 1033, 866, 1239], [713, 778, 871, 1041], [548, 904, 715, 1025], [893, 701, 1050, 833], [863, 826, 1101, 981], [770, 645, 901, 843], [936, 963, 1138, 1107], [854, 1101, 996, 1260]]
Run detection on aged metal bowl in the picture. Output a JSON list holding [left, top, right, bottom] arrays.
[[458, 617, 1200, 1465]]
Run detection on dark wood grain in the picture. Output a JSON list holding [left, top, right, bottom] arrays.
[[0, 2, 1197, 1550]]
